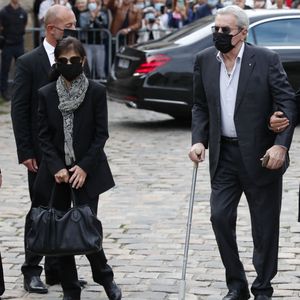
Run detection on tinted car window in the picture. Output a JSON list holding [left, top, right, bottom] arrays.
[[248, 18, 300, 46], [161, 15, 214, 42]]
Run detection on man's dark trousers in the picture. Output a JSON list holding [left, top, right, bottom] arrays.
[[210, 141, 282, 297], [0, 44, 24, 95]]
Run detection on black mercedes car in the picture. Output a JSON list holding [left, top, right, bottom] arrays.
[[107, 10, 300, 119]]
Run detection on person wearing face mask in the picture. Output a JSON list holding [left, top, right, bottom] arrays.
[[11, 4, 88, 294], [80, 0, 111, 79], [189, 5, 297, 300], [135, 0, 146, 10], [36, 36, 121, 300], [38, 0, 73, 41], [137, 8, 164, 42]]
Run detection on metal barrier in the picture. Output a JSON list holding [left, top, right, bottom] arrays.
[[23, 27, 175, 81]]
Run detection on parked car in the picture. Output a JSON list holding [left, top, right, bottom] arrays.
[[107, 10, 300, 119]]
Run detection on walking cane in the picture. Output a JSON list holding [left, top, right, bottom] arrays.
[[178, 161, 198, 300]]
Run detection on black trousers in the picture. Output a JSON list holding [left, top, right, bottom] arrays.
[[22, 171, 60, 280], [0, 44, 24, 94], [210, 142, 282, 297], [52, 183, 114, 299]]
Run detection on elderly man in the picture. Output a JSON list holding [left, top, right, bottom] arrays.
[[189, 5, 297, 300]]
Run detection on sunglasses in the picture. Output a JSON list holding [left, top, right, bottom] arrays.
[[211, 26, 239, 35], [56, 56, 82, 65]]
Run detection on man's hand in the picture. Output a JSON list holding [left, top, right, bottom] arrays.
[[189, 143, 205, 163], [263, 145, 287, 170], [54, 168, 69, 184], [22, 158, 38, 173], [269, 111, 289, 133], [69, 165, 87, 189]]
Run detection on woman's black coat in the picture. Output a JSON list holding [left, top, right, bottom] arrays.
[[34, 79, 115, 205]]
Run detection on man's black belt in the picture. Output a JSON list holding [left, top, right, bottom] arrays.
[[221, 136, 239, 144]]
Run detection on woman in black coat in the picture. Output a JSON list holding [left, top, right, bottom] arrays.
[[34, 37, 121, 300]]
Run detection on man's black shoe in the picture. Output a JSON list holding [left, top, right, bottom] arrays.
[[24, 276, 48, 294], [103, 280, 122, 300], [254, 296, 272, 300], [223, 289, 250, 300], [46, 277, 87, 287]]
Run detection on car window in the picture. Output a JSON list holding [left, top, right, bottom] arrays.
[[248, 18, 300, 46], [163, 15, 214, 43]]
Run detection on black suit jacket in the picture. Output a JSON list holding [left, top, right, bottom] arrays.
[[36, 79, 115, 199], [192, 43, 297, 186], [11, 45, 51, 163]]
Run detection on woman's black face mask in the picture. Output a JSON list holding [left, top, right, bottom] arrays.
[[56, 62, 83, 81]]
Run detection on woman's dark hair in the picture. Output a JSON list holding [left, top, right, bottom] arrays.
[[49, 37, 86, 81], [54, 36, 86, 60]]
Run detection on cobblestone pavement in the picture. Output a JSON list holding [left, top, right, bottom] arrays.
[[1, 99, 300, 300]]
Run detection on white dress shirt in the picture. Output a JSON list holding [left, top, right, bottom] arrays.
[[217, 43, 245, 138], [43, 38, 55, 66]]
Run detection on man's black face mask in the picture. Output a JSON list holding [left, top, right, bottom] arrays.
[[54, 26, 79, 40], [213, 30, 241, 54], [63, 29, 79, 39]]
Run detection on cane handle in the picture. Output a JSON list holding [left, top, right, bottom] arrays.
[[194, 149, 201, 168]]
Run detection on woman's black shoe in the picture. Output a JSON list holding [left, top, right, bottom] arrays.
[[24, 276, 48, 294]]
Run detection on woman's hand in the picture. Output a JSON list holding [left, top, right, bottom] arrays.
[[54, 168, 69, 184], [69, 165, 87, 189], [269, 111, 289, 133]]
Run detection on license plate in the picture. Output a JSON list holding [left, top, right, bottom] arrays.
[[118, 58, 130, 69]]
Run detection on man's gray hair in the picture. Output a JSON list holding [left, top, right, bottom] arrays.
[[216, 5, 249, 29]]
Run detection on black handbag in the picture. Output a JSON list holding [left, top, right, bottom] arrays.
[[26, 184, 103, 256]]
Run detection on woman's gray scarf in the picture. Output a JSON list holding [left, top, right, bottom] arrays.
[[56, 73, 89, 166]]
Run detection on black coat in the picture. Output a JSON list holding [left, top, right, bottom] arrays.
[[192, 43, 297, 186], [35, 79, 115, 200], [11, 45, 51, 163]]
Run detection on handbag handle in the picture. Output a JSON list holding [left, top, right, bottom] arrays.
[[48, 183, 78, 208]]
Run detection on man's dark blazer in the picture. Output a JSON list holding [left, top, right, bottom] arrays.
[[11, 45, 51, 164], [192, 43, 297, 186], [35, 79, 115, 201]]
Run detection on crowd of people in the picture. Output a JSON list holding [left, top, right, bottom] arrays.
[[0, 0, 300, 299], [0, 0, 300, 97]]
